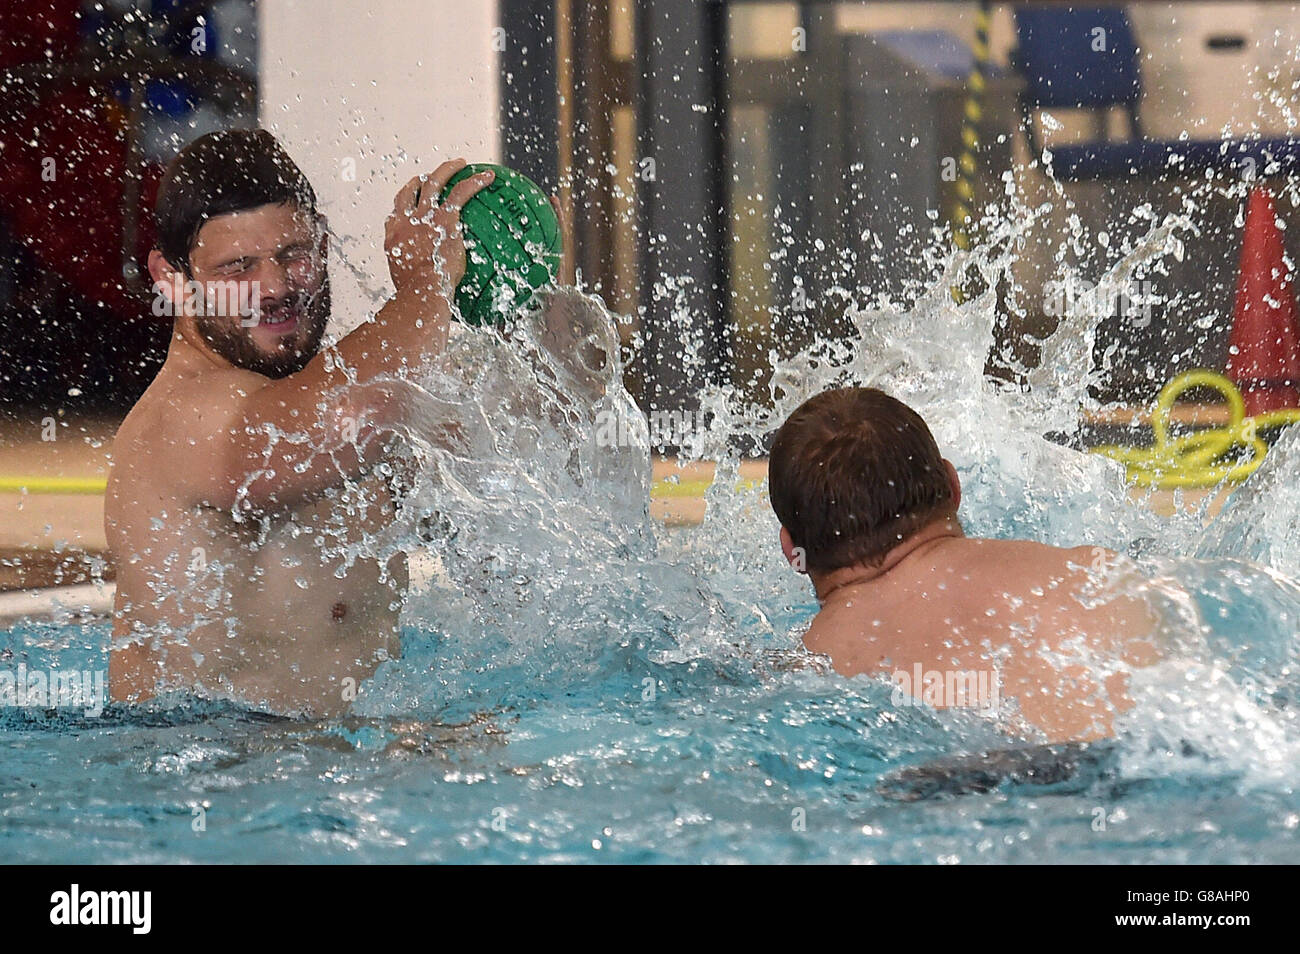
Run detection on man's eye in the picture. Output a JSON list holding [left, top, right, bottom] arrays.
[[218, 260, 251, 275]]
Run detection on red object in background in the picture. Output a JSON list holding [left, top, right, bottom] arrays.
[[1224, 185, 1300, 415], [0, 0, 164, 319], [0, 2, 79, 70]]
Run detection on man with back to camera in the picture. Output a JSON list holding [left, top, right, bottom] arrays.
[[767, 386, 1160, 743], [106, 129, 497, 716]]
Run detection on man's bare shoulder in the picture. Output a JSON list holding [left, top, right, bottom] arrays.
[[956, 537, 1105, 579], [109, 359, 270, 507], [953, 537, 1149, 637]]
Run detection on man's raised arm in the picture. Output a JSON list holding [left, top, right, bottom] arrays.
[[181, 159, 493, 514]]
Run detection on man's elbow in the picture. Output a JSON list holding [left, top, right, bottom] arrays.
[[222, 440, 385, 515]]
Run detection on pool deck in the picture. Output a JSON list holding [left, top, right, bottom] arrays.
[[0, 411, 1234, 597], [1, 414, 116, 600]]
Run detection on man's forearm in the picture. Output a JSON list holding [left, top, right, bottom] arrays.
[[234, 285, 454, 511], [339, 283, 454, 384], [319, 283, 455, 463]]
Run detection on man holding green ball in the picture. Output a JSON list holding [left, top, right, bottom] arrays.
[[106, 128, 571, 716]]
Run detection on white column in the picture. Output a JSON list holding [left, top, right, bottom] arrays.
[[259, 0, 501, 334]]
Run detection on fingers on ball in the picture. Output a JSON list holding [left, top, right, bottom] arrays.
[[442, 170, 494, 216], [393, 174, 427, 215], [421, 158, 469, 209]]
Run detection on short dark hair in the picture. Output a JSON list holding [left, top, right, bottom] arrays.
[[768, 387, 954, 573], [153, 128, 317, 273]]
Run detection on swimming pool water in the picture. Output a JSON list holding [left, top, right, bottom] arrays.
[[3, 553, 1297, 866]]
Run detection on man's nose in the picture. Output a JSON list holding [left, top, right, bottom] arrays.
[[247, 257, 291, 303]]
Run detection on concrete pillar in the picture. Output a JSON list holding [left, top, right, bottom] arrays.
[[258, 0, 501, 334]]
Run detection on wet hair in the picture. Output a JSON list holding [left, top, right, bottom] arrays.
[[768, 387, 955, 573], [153, 128, 317, 274]]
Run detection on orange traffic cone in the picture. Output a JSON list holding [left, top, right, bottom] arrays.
[[1225, 185, 1300, 415]]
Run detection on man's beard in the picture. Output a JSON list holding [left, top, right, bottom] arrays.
[[194, 277, 330, 379]]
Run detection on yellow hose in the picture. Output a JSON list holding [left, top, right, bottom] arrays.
[[650, 477, 763, 499], [1091, 369, 1300, 489], [0, 473, 754, 499], [0, 475, 108, 495], [949, 0, 993, 305]]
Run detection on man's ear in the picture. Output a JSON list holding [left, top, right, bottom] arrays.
[[147, 250, 183, 315], [943, 458, 961, 511], [780, 526, 807, 574], [315, 213, 330, 259]]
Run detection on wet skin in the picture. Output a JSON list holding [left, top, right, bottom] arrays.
[[108, 160, 495, 716], [785, 463, 1160, 743]]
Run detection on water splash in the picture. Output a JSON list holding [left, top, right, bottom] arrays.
[[131, 170, 1300, 777], [10, 165, 1300, 867]]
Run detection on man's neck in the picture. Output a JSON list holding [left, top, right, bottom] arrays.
[[167, 320, 235, 373], [811, 515, 964, 604]]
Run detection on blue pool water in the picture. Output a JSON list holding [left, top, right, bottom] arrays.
[[3, 534, 1299, 865]]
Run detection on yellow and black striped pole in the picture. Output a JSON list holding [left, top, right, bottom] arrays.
[[951, 0, 993, 302]]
